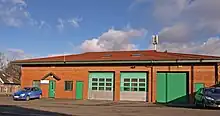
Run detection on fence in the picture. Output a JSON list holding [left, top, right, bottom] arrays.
[[0, 84, 21, 96]]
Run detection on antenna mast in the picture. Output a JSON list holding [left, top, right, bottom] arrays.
[[152, 35, 159, 51]]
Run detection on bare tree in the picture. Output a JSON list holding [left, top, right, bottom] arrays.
[[0, 52, 21, 80], [4, 62, 21, 80], [0, 52, 7, 70]]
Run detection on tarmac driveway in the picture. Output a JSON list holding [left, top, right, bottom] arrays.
[[0, 96, 220, 116]]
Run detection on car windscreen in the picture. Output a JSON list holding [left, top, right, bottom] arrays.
[[205, 88, 220, 94], [21, 88, 32, 92], [211, 89, 220, 94]]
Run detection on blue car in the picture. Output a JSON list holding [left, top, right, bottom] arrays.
[[12, 87, 42, 101]]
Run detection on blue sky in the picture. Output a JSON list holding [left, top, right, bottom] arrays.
[[0, 0, 220, 59]]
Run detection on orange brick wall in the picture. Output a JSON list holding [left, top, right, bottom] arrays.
[[21, 64, 217, 103]]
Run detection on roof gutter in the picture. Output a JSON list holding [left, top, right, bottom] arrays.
[[12, 59, 220, 65]]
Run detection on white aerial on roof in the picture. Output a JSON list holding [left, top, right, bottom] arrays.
[[152, 35, 159, 51]]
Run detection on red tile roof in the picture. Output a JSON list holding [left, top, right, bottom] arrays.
[[13, 50, 220, 63]]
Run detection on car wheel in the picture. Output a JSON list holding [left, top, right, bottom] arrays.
[[202, 100, 206, 108], [26, 96, 30, 101], [195, 101, 199, 107], [39, 94, 42, 99]]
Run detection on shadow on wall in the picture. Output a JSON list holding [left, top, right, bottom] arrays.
[[159, 84, 220, 109], [156, 94, 190, 105], [0, 105, 73, 116]]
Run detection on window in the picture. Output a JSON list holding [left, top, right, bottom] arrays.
[[32, 80, 40, 88], [131, 53, 141, 57], [33, 87, 40, 91], [90, 77, 113, 91], [64, 81, 73, 91], [103, 54, 112, 57], [121, 78, 147, 92]]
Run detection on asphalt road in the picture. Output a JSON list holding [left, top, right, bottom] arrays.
[[0, 96, 220, 116]]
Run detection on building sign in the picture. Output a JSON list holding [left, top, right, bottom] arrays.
[[40, 80, 49, 84]]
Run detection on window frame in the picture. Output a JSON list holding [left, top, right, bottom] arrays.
[[64, 81, 73, 91], [91, 77, 113, 91], [120, 77, 147, 92], [32, 80, 40, 88]]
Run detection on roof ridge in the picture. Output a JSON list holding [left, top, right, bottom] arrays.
[[157, 51, 220, 58], [85, 50, 156, 54], [12, 50, 220, 64]]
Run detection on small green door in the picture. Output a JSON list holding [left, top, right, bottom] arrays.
[[194, 83, 204, 92], [49, 80, 56, 98], [76, 81, 83, 100]]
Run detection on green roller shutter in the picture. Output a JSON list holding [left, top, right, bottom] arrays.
[[89, 72, 113, 91], [120, 72, 148, 101], [156, 72, 187, 104], [167, 73, 187, 104], [120, 72, 147, 92], [156, 73, 167, 103], [88, 72, 114, 100]]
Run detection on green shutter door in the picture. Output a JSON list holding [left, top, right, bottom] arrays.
[[167, 73, 187, 104], [76, 81, 84, 100], [120, 72, 147, 101], [156, 73, 167, 103], [88, 72, 114, 100], [156, 72, 187, 104]]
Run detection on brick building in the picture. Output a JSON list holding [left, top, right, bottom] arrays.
[[13, 50, 220, 104], [0, 71, 20, 96]]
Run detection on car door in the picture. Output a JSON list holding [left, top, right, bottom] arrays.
[[33, 87, 40, 98], [35, 87, 41, 97], [28, 88, 35, 98]]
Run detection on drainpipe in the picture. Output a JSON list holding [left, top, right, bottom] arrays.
[[215, 63, 219, 85], [190, 65, 194, 104]]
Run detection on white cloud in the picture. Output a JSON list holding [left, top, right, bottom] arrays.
[[0, 0, 49, 29], [154, 0, 220, 43], [67, 17, 82, 28], [129, 0, 150, 10], [47, 53, 72, 57], [159, 23, 193, 43], [0, 0, 28, 27], [139, 0, 220, 56], [79, 27, 147, 52], [56, 17, 82, 31], [149, 37, 220, 56], [6, 48, 32, 60], [38, 20, 51, 29], [57, 18, 64, 31], [153, 0, 188, 23]]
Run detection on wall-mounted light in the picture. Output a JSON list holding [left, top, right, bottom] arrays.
[[177, 65, 183, 68], [131, 66, 135, 69]]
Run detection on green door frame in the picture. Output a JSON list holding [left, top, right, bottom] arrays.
[[76, 81, 84, 100], [49, 80, 56, 98]]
